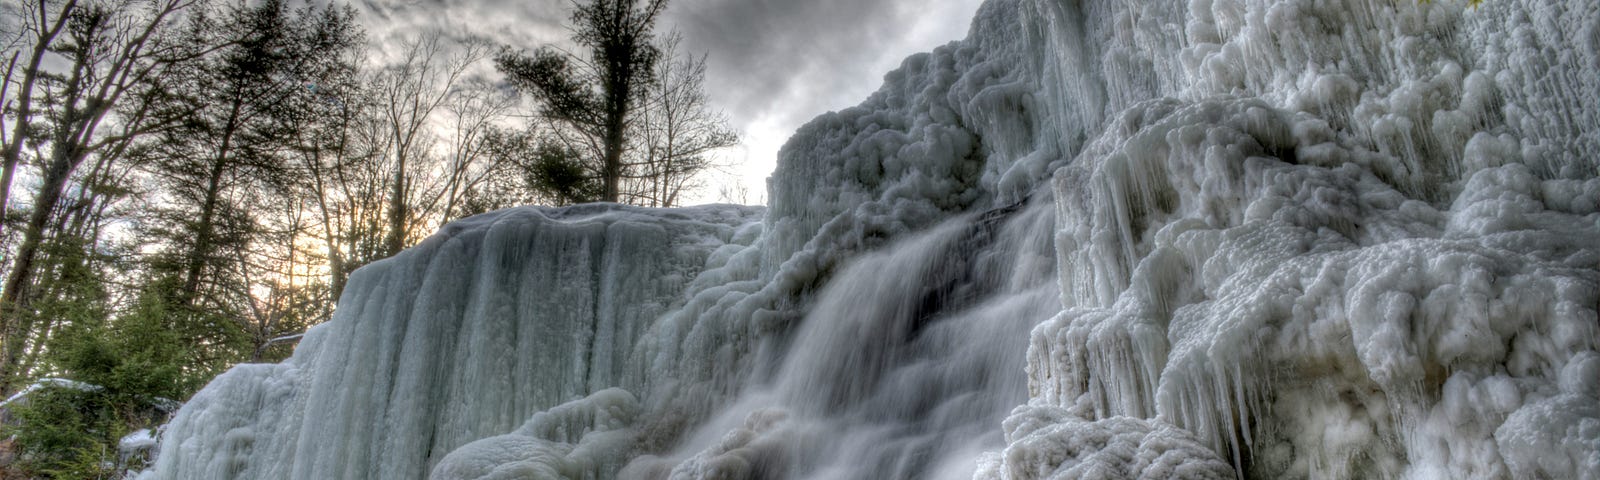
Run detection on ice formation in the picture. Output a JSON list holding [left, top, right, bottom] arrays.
[[143, 0, 1598, 478], [143, 205, 763, 479]]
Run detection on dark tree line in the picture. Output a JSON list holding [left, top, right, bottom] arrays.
[[0, 0, 734, 474]]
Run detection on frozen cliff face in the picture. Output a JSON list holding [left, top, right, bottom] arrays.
[[143, 205, 763, 479], [1001, 0, 1600, 477], [144, 0, 1598, 478]]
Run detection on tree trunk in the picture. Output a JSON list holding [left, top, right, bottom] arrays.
[[307, 149, 348, 301], [182, 101, 243, 307], [0, 141, 82, 390], [182, 157, 230, 305], [601, 66, 632, 203], [383, 152, 407, 256], [0, 0, 78, 238]]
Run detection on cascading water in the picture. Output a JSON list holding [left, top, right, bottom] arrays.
[[629, 198, 1058, 480]]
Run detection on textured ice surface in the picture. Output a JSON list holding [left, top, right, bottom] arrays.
[[141, 205, 762, 479], [1009, 0, 1600, 476], [972, 405, 1234, 480], [143, 0, 1598, 478], [624, 201, 1060, 480], [430, 388, 640, 480]]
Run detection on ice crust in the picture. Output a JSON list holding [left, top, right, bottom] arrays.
[[972, 405, 1235, 479], [142, 205, 763, 479], [1010, 0, 1600, 476], [141, 0, 1599, 478]]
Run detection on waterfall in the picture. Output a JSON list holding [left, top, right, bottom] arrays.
[[142, 0, 1600, 478]]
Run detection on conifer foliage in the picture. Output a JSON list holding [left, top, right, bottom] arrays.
[[496, 0, 736, 206]]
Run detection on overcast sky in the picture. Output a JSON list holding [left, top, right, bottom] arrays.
[[352, 0, 986, 205]]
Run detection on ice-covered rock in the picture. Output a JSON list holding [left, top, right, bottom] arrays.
[[1007, 0, 1600, 477], [973, 405, 1234, 479], [430, 388, 641, 480]]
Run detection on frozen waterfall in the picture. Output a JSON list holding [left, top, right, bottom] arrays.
[[621, 199, 1058, 480], [144, 0, 1598, 478]]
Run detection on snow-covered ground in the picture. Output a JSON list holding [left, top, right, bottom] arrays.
[[141, 0, 1598, 478]]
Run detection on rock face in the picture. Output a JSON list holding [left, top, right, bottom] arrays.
[[144, 0, 1599, 478]]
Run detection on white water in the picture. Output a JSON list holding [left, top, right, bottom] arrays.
[[623, 199, 1057, 480], [143, 0, 1599, 478]]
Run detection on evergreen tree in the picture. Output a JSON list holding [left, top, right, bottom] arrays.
[[1, 234, 190, 478], [495, 0, 669, 203]]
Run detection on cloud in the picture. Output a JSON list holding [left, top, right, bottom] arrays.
[[354, 0, 569, 55], [342, 0, 984, 204], [664, 0, 981, 129], [352, 0, 980, 132]]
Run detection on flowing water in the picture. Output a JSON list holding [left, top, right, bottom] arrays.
[[635, 197, 1059, 479]]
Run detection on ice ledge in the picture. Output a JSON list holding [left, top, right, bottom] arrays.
[[143, 204, 762, 480]]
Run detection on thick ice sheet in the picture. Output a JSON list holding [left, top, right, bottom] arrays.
[[142, 205, 761, 479]]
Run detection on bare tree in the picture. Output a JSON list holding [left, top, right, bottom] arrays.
[[290, 33, 509, 298], [0, 0, 78, 235], [632, 32, 736, 207], [429, 75, 518, 225], [0, 0, 202, 390], [371, 32, 492, 256], [291, 63, 366, 300]]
